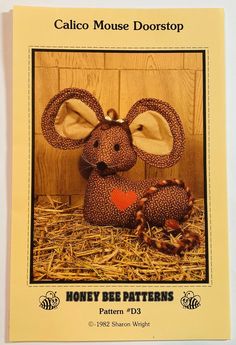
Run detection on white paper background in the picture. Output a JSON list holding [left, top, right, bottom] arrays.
[[0, 0, 235, 344]]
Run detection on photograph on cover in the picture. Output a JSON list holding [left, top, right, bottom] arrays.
[[31, 50, 208, 283]]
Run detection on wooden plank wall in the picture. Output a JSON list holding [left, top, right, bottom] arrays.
[[34, 51, 204, 205]]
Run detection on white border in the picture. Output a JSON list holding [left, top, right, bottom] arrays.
[[1, 1, 235, 345]]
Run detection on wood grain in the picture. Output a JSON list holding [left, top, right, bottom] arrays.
[[37, 195, 70, 205], [189, 135, 204, 198], [120, 69, 195, 135], [105, 52, 184, 70], [35, 67, 59, 134], [70, 195, 85, 207], [194, 71, 203, 134], [59, 69, 119, 115], [37, 194, 85, 207], [146, 135, 204, 198], [35, 51, 104, 68], [184, 52, 203, 70], [35, 135, 86, 195]]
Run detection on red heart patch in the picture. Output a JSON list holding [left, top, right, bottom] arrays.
[[111, 189, 137, 211]]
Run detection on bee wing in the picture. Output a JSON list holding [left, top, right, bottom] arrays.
[[39, 296, 46, 304], [186, 291, 194, 298], [194, 295, 201, 303], [46, 291, 55, 299]]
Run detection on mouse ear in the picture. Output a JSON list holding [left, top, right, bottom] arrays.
[[41, 88, 105, 149], [126, 98, 184, 168]]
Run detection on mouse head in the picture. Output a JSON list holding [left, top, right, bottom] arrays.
[[41, 88, 185, 175]]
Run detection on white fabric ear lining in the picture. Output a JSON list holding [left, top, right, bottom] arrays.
[[130, 110, 173, 155], [55, 99, 99, 139]]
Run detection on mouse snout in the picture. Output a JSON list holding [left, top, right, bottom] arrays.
[[96, 161, 108, 171]]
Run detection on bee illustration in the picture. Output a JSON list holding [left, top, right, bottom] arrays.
[[39, 291, 60, 310], [180, 291, 201, 310]]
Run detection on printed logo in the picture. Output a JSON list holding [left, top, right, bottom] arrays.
[[180, 291, 201, 310], [39, 291, 60, 310]]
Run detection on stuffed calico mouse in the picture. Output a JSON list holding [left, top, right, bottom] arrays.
[[41, 88, 200, 254]]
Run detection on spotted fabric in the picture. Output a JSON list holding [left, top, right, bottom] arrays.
[[84, 171, 199, 254], [83, 122, 137, 174], [84, 172, 193, 228]]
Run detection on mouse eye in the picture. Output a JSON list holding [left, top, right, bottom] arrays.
[[114, 143, 120, 151], [93, 140, 99, 148]]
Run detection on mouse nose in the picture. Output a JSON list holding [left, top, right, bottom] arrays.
[[96, 161, 108, 171]]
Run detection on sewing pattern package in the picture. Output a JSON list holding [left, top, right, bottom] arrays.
[[10, 6, 230, 341]]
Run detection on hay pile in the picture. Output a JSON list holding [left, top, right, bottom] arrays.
[[33, 198, 206, 282]]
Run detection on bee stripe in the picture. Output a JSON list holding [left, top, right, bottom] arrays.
[[41, 298, 53, 310], [186, 297, 201, 309]]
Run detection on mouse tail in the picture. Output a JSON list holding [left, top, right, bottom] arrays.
[[135, 179, 200, 255]]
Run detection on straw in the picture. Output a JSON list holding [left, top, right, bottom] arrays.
[[33, 197, 206, 281]]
